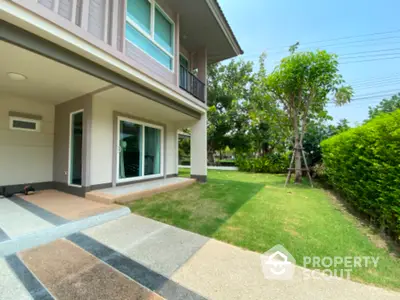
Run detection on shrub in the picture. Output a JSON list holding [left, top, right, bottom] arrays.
[[215, 159, 236, 167], [321, 110, 400, 239], [236, 153, 289, 174], [180, 160, 190, 166]]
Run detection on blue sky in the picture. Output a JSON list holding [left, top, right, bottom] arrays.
[[218, 0, 400, 125]]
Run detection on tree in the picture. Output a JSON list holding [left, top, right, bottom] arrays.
[[246, 54, 291, 156], [265, 49, 353, 183], [207, 59, 254, 163], [335, 118, 351, 133], [368, 93, 400, 120], [303, 118, 350, 167]]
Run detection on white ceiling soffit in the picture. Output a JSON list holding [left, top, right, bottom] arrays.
[[0, 41, 109, 104]]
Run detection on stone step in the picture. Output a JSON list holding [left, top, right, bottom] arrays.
[[86, 177, 196, 205]]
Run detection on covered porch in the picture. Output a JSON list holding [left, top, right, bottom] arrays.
[[0, 24, 207, 200]]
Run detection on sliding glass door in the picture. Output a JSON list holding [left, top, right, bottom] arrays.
[[118, 117, 163, 182]]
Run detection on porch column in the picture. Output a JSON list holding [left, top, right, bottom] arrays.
[[190, 113, 207, 182]]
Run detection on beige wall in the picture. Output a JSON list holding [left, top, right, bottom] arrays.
[[0, 94, 54, 185], [90, 96, 114, 186], [90, 94, 179, 186], [191, 112, 207, 178]]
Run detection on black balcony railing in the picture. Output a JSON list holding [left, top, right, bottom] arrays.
[[179, 65, 205, 103]]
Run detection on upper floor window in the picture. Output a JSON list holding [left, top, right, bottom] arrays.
[[126, 0, 174, 70]]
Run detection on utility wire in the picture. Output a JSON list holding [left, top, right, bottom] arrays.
[[340, 52, 400, 60], [340, 56, 400, 65], [352, 81, 400, 89], [241, 38, 400, 59], [241, 28, 400, 56], [332, 93, 398, 103], [351, 77, 400, 85], [338, 47, 400, 56], [349, 74, 400, 84], [354, 88, 400, 97]]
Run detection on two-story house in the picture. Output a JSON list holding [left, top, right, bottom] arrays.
[[0, 0, 242, 199]]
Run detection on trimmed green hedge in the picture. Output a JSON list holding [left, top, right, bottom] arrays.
[[236, 153, 289, 174], [321, 110, 400, 239]]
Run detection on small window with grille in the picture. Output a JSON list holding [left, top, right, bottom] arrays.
[[9, 117, 40, 132]]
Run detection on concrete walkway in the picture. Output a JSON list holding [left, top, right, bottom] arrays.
[[0, 200, 399, 299], [83, 214, 400, 300]]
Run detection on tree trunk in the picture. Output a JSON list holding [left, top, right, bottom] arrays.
[[293, 112, 302, 183], [294, 140, 302, 183], [207, 150, 215, 165]]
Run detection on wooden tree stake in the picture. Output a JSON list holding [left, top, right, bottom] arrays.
[[284, 147, 313, 187]]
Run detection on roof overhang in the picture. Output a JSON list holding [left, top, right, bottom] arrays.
[[165, 0, 243, 64]]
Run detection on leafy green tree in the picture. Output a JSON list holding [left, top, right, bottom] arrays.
[[246, 54, 291, 155], [265, 49, 353, 183], [207, 60, 254, 163], [368, 93, 400, 120], [335, 118, 351, 133], [303, 118, 350, 167]]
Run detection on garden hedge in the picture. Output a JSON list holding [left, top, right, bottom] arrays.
[[236, 153, 289, 174], [321, 110, 400, 239]]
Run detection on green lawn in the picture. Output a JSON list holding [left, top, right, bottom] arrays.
[[128, 169, 400, 290]]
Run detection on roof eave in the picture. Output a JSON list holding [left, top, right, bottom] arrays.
[[205, 0, 244, 57]]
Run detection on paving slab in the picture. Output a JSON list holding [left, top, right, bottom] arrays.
[[0, 197, 53, 238], [19, 239, 164, 300], [19, 190, 122, 220], [84, 214, 209, 277], [171, 239, 400, 300], [83, 214, 166, 251], [0, 204, 130, 257], [67, 232, 206, 300], [0, 258, 34, 300]]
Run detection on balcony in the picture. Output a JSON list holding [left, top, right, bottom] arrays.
[[179, 65, 206, 103], [6, 0, 210, 106]]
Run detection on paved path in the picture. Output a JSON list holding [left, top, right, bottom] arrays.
[[0, 196, 399, 299]]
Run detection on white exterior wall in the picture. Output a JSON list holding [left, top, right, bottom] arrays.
[[191, 112, 207, 178], [165, 123, 178, 175], [90, 97, 114, 186], [0, 95, 54, 185], [89, 96, 179, 186]]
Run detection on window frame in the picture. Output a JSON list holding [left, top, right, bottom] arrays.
[[116, 116, 164, 183], [179, 53, 189, 69], [9, 116, 41, 132], [125, 0, 175, 71]]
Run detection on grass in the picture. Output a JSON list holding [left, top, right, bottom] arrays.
[[128, 169, 400, 290]]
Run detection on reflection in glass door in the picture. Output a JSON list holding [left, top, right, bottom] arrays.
[[118, 118, 162, 181], [69, 110, 83, 186]]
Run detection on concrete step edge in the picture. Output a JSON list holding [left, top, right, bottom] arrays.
[[0, 206, 131, 257]]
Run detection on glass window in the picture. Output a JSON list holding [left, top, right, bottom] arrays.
[[125, 1, 174, 70], [154, 8, 173, 54], [180, 54, 189, 69], [119, 121, 143, 179], [145, 127, 161, 175], [126, 23, 172, 69], [126, 0, 151, 34]]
